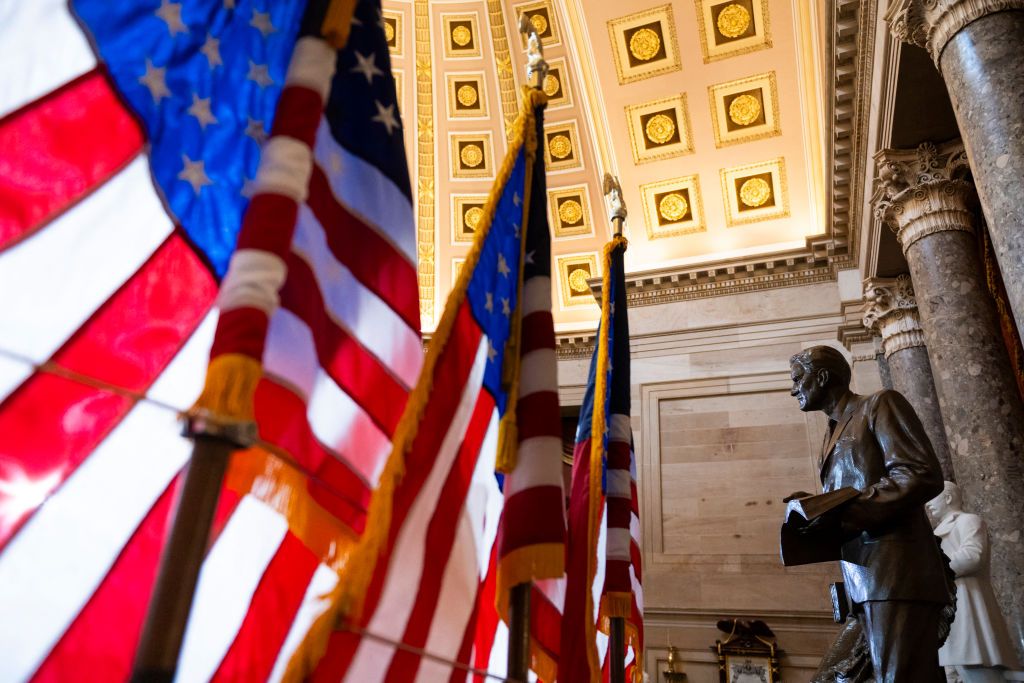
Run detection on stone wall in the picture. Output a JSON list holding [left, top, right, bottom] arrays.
[[558, 279, 878, 682]]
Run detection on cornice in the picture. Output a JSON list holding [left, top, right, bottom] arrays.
[[885, 0, 1024, 66], [871, 140, 976, 250]]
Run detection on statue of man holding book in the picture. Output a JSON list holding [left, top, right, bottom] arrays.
[[784, 345, 950, 682]]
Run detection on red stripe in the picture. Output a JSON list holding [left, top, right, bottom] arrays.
[[0, 70, 143, 251], [531, 585, 562, 664], [234, 193, 299, 256], [211, 533, 319, 683], [496, 486, 565, 556], [254, 378, 369, 531], [0, 235, 215, 548], [520, 310, 555, 355], [384, 389, 496, 682], [448, 581, 481, 683], [606, 501, 632, 530], [270, 85, 323, 147], [312, 302, 484, 680], [307, 166, 420, 331], [604, 559, 631, 594], [470, 545, 500, 683], [30, 478, 241, 681], [606, 441, 631, 469], [281, 253, 409, 434], [516, 391, 561, 441], [209, 307, 269, 361]]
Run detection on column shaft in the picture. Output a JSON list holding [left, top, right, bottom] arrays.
[[940, 10, 1024, 335], [887, 345, 954, 479]]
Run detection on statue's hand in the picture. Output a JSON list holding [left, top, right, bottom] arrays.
[[783, 491, 812, 503]]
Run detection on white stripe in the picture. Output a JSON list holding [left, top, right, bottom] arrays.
[[0, 353, 33, 404], [294, 205, 422, 387], [263, 308, 392, 486], [535, 575, 566, 613], [606, 469, 631, 498], [256, 136, 312, 202], [313, 120, 416, 264], [518, 348, 558, 398], [345, 338, 488, 682], [630, 512, 641, 545], [503, 435, 563, 498], [609, 414, 631, 442], [467, 412, 502, 577], [486, 621, 509, 681], [0, 313, 212, 681], [522, 276, 552, 316], [175, 496, 289, 683], [631, 565, 644, 613], [0, 0, 96, 120], [0, 403, 192, 681], [268, 564, 339, 683], [218, 249, 288, 315], [0, 155, 173, 364], [606, 527, 631, 561], [284, 37, 335, 100]]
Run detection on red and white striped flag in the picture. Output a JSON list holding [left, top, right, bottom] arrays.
[[0, 0, 422, 679]]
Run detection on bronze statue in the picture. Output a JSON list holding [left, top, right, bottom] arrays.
[[786, 346, 950, 682]]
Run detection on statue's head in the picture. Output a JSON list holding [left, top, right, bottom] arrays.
[[926, 480, 962, 525], [788, 345, 851, 413]]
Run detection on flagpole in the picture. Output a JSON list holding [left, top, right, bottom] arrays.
[[604, 174, 628, 683], [502, 16, 550, 683], [131, 414, 255, 682]]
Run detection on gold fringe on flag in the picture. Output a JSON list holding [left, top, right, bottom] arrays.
[[282, 87, 547, 683], [321, 0, 358, 49], [191, 353, 263, 421]]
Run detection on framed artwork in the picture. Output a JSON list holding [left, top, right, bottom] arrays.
[[714, 618, 780, 683]]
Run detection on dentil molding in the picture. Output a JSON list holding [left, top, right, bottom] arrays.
[[862, 274, 927, 356]]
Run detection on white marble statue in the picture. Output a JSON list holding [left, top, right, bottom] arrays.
[[926, 481, 1020, 683]]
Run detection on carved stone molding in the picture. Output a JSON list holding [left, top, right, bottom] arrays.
[[885, 0, 1024, 65], [862, 274, 927, 356], [871, 140, 976, 250]]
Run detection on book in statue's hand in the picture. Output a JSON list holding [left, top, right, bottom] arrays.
[[779, 487, 860, 567]]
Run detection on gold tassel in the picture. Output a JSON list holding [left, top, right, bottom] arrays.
[[191, 353, 262, 421]]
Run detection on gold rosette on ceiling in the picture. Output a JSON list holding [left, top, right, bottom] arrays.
[[568, 267, 591, 293], [460, 143, 484, 168], [451, 24, 472, 46], [717, 3, 751, 38], [739, 177, 772, 207], [464, 206, 483, 230], [629, 27, 661, 61], [728, 94, 761, 126], [558, 199, 584, 225], [457, 84, 478, 107], [548, 134, 572, 159], [644, 113, 676, 145], [658, 192, 689, 221]]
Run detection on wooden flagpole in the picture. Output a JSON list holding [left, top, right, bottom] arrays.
[[502, 16, 549, 683], [131, 415, 255, 682], [604, 174, 628, 683]]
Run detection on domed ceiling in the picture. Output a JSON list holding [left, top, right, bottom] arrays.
[[380, 0, 830, 332]]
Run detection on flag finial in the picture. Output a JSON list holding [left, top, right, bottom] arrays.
[[603, 173, 627, 236], [519, 14, 549, 90]]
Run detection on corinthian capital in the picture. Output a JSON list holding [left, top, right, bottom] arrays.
[[862, 274, 926, 356], [871, 139, 976, 250], [885, 0, 1024, 65]]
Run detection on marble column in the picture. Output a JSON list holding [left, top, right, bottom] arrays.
[[873, 140, 1024, 655], [886, 0, 1024, 336], [862, 275, 954, 480]]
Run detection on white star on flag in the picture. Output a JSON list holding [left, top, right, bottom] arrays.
[[244, 118, 267, 143], [513, 192, 521, 206], [487, 339, 498, 363], [485, 292, 494, 313], [525, 250, 535, 265], [155, 0, 188, 36], [247, 61, 274, 87], [178, 155, 212, 194], [187, 93, 218, 129], [250, 9, 276, 37], [501, 298, 511, 317], [497, 253, 511, 277], [138, 59, 170, 103], [371, 100, 400, 135], [200, 34, 222, 68], [351, 51, 383, 84]]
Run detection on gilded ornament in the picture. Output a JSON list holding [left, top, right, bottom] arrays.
[[628, 27, 661, 61], [456, 84, 478, 107], [464, 206, 483, 230], [548, 134, 572, 160], [658, 192, 689, 222], [716, 3, 751, 39], [460, 143, 484, 168], [728, 93, 761, 126], [558, 199, 584, 225], [568, 267, 590, 293], [543, 73, 560, 97], [739, 177, 772, 207], [451, 24, 472, 47], [644, 113, 676, 145], [384, 20, 395, 43], [529, 12, 548, 35]]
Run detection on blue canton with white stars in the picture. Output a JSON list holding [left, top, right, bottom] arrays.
[[72, 0, 307, 278], [466, 151, 527, 416]]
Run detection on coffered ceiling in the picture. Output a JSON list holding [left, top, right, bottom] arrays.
[[382, 0, 830, 332]]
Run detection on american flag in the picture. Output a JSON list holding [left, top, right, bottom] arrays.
[[0, 0, 421, 679], [296, 88, 566, 682], [560, 237, 644, 682]]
